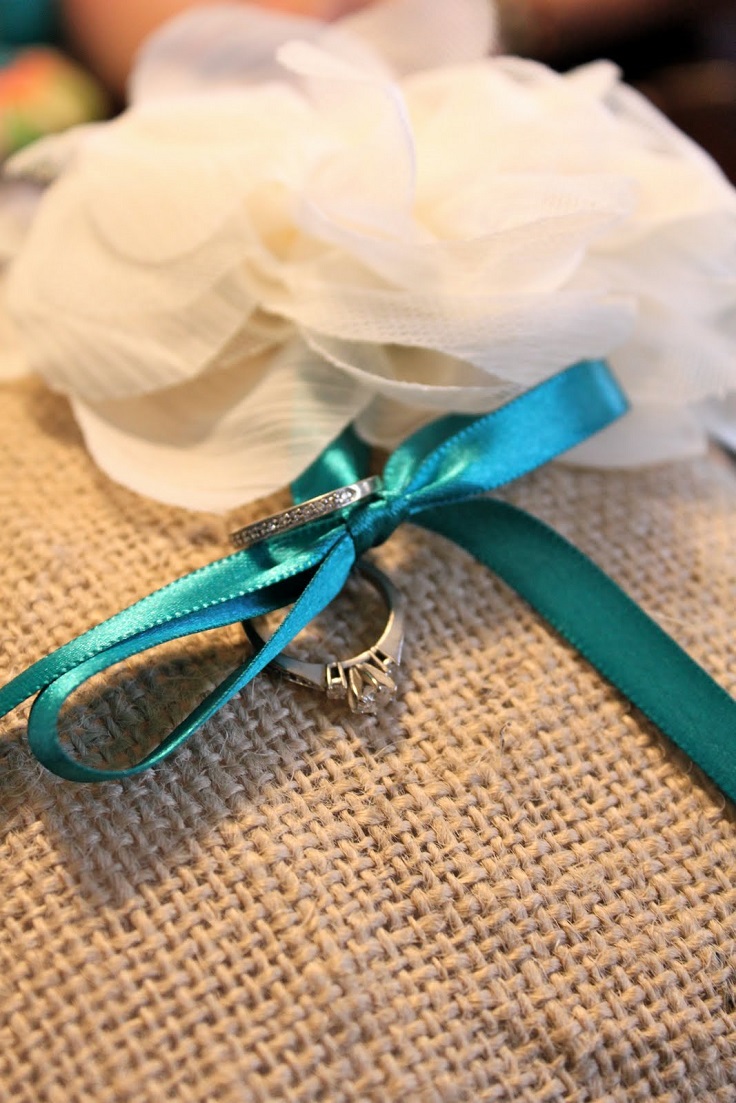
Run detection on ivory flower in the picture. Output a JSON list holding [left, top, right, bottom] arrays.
[[0, 181, 38, 379], [3, 0, 736, 510]]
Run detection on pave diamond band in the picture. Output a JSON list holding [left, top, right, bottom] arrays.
[[230, 476, 382, 550], [243, 561, 404, 714]]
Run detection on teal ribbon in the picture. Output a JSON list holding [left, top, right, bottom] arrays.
[[1, 359, 735, 800]]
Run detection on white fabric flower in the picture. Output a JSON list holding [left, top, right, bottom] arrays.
[[4, 0, 736, 510], [0, 180, 40, 379]]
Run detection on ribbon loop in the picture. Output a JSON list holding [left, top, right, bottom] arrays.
[[23, 538, 358, 781]]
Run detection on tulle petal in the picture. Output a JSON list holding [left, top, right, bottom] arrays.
[[297, 286, 633, 388], [302, 320, 634, 448], [341, 345, 522, 447]]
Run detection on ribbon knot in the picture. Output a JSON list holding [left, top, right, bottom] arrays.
[[2, 358, 736, 803], [344, 491, 410, 556]]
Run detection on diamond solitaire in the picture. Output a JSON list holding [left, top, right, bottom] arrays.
[[243, 562, 403, 714]]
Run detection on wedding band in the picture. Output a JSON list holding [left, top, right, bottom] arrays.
[[230, 476, 381, 550], [244, 561, 404, 714]]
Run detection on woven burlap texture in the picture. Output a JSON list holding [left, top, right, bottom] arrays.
[[1, 378, 735, 1103]]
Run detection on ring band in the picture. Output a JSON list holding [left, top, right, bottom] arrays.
[[244, 561, 404, 714], [230, 476, 381, 550]]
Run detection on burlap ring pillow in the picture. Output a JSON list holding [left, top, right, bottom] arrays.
[[2, 375, 735, 1102]]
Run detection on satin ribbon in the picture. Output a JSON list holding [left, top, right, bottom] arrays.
[[1, 359, 735, 800]]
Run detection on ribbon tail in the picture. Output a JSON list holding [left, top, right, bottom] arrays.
[[419, 500, 736, 805]]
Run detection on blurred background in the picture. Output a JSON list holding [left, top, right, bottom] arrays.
[[512, 0, 736, 182], [0, 0, 734, 177]]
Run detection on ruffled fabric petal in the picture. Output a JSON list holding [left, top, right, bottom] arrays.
[[277, 38, 417, 236], [130, 4, 325, 102], [337, 0, 497, 75], [5, 87, 322, 401], [0, 180, 43, 379], [130, 0, 495, 105], [0, 299, 28, 380], [129, 2, 389, 103], [298, 288, 631, 389], [563, 403, 709, 467], [72, 341, 370, 511], [701, 394, 736, 453]]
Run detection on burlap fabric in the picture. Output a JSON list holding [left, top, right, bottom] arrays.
[[1, 378, 735, 1103]]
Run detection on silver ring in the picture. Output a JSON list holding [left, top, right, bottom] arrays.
[[230, 476, 381, 550], [244, 561, 404, 714]]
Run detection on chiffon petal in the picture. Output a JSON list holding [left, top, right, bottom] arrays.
[[0, 181, 42, 379], [130, 4, 325, 101], [338, 0, 497, 74], [72, 343, 370, 512], [563, 404, 709, 467], [0, 293, 28, 380], [130, 0, 495, 104], [700, 394, 736, 453]]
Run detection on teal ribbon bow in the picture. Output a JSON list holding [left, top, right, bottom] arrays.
[[1, 360, 735, 799]]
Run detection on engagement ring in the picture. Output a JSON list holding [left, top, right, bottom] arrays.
[[244, 561, 403, 714]]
